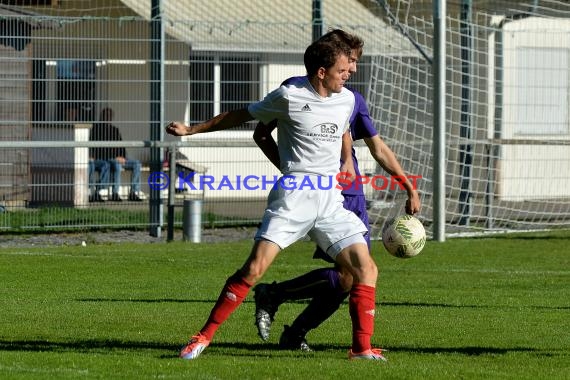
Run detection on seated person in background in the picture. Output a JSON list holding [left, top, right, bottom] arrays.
[[89, 108, 143, 202], [88, 158, 110, 202]]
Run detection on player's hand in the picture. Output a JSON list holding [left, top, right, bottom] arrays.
[[405, 190, 421, 215], [165, 122, 188, 136], [339, 160, 356, 183]]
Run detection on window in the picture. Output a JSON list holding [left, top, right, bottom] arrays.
[[514, 47, 569, 136], [189, 56, 214, 124], [55, 60, 96, 122], [189, 54, 259, 129], [32, 60, 97, 124]]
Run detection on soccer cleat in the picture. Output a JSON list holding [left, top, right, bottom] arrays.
[[348, 348, 387, 361], [279, 325, 312, 352], [253, 283, 279, 341], [179, 334, 210, 360]]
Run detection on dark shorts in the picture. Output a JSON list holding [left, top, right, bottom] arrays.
[[313, 194, 370, 263]]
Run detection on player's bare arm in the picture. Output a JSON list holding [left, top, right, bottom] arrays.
[[339, 130, 356, 180], [364, 134, 421, 214], [166, 108, 254, 136], [253, 120, 280, 170]]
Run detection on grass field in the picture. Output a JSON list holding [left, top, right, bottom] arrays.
[[0, 231, 569, 379]]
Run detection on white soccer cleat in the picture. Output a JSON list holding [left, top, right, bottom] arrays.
[[348, 348, 387, 361], [179, 334, 210, 360]]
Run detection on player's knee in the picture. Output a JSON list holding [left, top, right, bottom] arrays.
[[366, 259, 378, 280], [239, 265, 264, 284], [338, 270, 354, 292], [240, 240, 279, 284], [354, 257, 378, 283], [240, 256, 271, 284]]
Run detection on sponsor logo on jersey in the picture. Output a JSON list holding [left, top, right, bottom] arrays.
[[319, 123, 338, 135]]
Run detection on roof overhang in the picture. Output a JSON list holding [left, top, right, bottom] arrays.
[[120, 0, 421, 57]]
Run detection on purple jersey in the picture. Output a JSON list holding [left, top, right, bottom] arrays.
[[343, 87, 378, 195]]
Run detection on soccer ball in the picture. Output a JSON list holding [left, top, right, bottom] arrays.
[[381, 214, 426, 258]]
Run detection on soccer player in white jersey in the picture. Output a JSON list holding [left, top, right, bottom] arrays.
[[166, 37, 385, 361], [252, 30, 421, 351]]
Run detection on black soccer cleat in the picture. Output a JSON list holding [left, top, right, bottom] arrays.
[[253, 283, 279, 341], [278, 325, 312, 352]]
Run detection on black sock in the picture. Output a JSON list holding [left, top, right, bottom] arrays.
[[289, 291, 349, 335], [273, 267, 341, 302]]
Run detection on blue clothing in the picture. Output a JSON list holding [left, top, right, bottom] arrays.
[[109, 158, 141, 194], [89, 159, 110, 193], [89, 120, 141, 195]]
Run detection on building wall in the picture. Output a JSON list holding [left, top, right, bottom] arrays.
[[0, 43, 31, 206]]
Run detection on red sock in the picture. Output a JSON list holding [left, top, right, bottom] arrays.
[[200, 273, 252, 341], [349, 284, 376, 352]]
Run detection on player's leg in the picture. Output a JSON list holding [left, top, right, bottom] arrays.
[[278, 194, 371, 347], [253, 186, 323, 340], [333, 195, 382, 357], [256, 195, 366, 306], [254, 262, 345, 341], [180, 239, 280, 359], [334, 243, 385, 361], [181, 182, 316, 359], [278, 283, 349, 351], [313, 190, 384, 360]]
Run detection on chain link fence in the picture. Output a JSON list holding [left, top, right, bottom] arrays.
[[1, 1, 569, 237]]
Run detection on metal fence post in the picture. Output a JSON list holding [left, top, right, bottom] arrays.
[[166, 147, 176, 241], [182, 199, 202, 242]]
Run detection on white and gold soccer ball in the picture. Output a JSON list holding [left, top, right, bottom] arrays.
[[381, 214, 426, 258]]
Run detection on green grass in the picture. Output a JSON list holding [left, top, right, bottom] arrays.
[[0, 207, 255, 232], [0, 231, 569, 379]]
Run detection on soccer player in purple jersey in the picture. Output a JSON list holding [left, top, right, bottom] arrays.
[[252, 29, 421, 351]]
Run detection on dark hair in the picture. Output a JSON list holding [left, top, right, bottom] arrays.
[[319, 29, 364, 58], [303, 39, 351, 77], [99, 107, 114, 122]]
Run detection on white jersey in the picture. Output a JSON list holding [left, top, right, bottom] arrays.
[[248, 77, 355, 177]]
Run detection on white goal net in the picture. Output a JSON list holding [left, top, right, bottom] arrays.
[[362, 0, 570, 238]]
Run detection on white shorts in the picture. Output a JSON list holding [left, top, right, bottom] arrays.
[[255, 175, 367, 260]]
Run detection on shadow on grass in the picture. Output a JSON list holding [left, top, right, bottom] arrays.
[[0, 339, 278, 359], [76, 297, 218, 303], [0, 339, 179, 353], [0, 339, 552, 359], [75, 298, 569, 310], [380, 301, 570, 310], [462, 234, 570, 241], [209, 342, 547, 357]]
